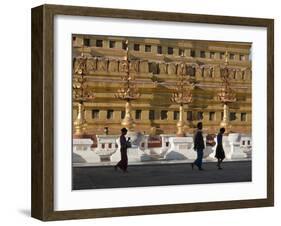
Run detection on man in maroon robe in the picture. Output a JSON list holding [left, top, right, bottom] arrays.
[[114, 128, 130, 172]]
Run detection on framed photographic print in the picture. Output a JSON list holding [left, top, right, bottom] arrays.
[[31, 4, 274, 221]]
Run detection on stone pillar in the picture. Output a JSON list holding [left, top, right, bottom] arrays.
[[114, 111, 121, 121], [151, 45, 157, 54], [173, 47, 179, 56], [99, 110, 107, 120], [215, 111, 221, 122], [247, 112, 252, 122], [139, 61, 149, 73], [115, 41, 122, 49], [195, 50, 200, 58], [162, 46, 168, 55], [213, 65, 221, 78], [167, 110, 174, 121], [103, 40, 109, 48], [214, 52, 220, 59], [128, 42, 134, 51], [234, 54, 240, 61], [84, 109, 92, 121], [139, 44, 145, 52], [142, 110, 150, 121], [73, 108, 78, 121], [185, 49, 191, 57]]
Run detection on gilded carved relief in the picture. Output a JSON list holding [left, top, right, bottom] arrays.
[[97, 58, 108, 72], [186, 65, 196, 77], [167, 63, 177, 75], [72, 35, 252, 136], [129, 60, 139, 73], [149, 62, 158, 74], [139, 61, 149, 73], [86, 57, 97, 72], [159, 62, 167, 74], [119, 60, 128, 73], [177, 62, 186, 76], [195, 66, 203, 78], [108, 59, 119, 72]]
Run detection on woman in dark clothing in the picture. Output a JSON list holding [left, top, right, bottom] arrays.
[[115, 128, 130, 172], [215, 127, 226, 169]]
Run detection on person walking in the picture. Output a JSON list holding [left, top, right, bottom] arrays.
[[215, 127, 226, 170], [191, 122, 205, 170], [114, 128, 130, 173]]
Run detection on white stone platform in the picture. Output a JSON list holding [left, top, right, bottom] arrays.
[[73, 133, 252, 165]]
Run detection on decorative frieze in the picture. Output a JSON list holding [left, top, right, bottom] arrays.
[[74, 56, 251, 83], [149, 62, 158, 74], [159, 62, 167, 74], [195, 65, 203, 78], [108, 59, 119, 72], [97, 58, 108, 72], [202, 66, 213, 78], [139, 60, 149, 73], [129, 60, 139, 73], [167, 63, 177, 75], [86, 57, 97, 72], [177, 62, 186, 75], [118, 60, 128, 73]]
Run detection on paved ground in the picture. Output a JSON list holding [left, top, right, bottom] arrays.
[[72, 161, 251, 190]]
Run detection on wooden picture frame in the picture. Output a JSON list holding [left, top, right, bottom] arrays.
[[31, 4, 274, 221]]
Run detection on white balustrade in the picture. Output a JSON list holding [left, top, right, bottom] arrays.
[[240, 135, 252, 158], [228, 133, 247, 159], [73, 138, 93, 152], [165, 136, 194, 160], [73, 133, 252, 164], [73, 138, 100, 163], [92, 135, 119, 161]]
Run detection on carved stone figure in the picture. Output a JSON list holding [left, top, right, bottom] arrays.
[[203, 66, 214, 78], [203, 66, 212, 78], [209, 67, 214, 78], [159, 62, 167, 74], [74, 56, 87, 75], [149, 62, 158, 74], [177, 62, 186, 75], [195, 66, 203, 78], [186, 65, 195, 77], [243, 68, 251, 80], [86, 57, 97, 72], [73, 58, 80, 74], [213, 65, 221, 78], [119, 60, 129, 73], [220, 67, 230, 79], [108, 59, 118, 72], [235, 69, 242, 80], [228, 69, 236, 79], [97, 58, 108, 72], [167, 63, 177, 75], [129, 60, 139, 73], [139, 60, 149, 73]]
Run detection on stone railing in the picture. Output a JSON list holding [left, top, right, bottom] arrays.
[[240, 135, 252, 158], [92, 135, 119, 161], [73, 133, 252, 164]]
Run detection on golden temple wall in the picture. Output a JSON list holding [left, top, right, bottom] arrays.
[[72, 35, 252, 135]]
